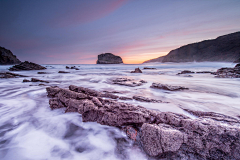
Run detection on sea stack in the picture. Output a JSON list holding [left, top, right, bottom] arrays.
[[96, 53, 123, 64], [0, 46, 21, 65]]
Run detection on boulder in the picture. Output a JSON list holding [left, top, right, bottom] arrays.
[[96, 53, 123, 64], [0, 46, 21, 64], [131, 68, 142, 73], [150, 83, 189, 91], [9, 61, 46, 71]]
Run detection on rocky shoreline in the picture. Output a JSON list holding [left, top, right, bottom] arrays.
[[46, 85, 240, 159]]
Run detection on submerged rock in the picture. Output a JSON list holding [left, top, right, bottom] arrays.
[[23, 78, 49, 83], [143, 67, 156, 69], [131, 68, 142, 73], [0, 72, 27, 78], [0, 46, 21, 64], [97, 53, 123, 64], [150, 83, 189, 91], [58, 71, 70, 73], [111, 77, 146, 87], [46, 85, 240, 159], [9, 61, 46, 71], [177, 70, 195, 75]]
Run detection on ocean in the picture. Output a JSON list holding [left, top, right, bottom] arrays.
[[0, 62, 239, 160]]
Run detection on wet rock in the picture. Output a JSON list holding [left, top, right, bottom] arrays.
[[143, 67, 156, 69], [150, 83, 189, 91], [131, 68, 142, 73], [196, 71, 213, 74], [66, 66, 69, 69], [37, 72, 50, 74], [177, 70, 195, 75], [70, 66, 79, 70], [23, 79, 31, 82], [97, 53, 123, 64], [0, 72, 27, 78], [58, 71, 70, 73], [111, 78, 146, 87], [31, 78, 49, 83], [133, 96, 162, 103], [119, 97, 133, 100], [46, 85, 240, 159], [9, 61, 46, 71], [212, 64, 240, 78]]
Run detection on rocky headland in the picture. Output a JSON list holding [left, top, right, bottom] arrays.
[[0, 46, 21, 64], [96, 53, 123, 64], [46, 85, 240, 159], [144, 31, 240, 63]]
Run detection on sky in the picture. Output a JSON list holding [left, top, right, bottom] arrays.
[[0, 0, 240, 64]]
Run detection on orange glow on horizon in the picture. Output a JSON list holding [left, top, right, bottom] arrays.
[[121, 52, 168, 64]]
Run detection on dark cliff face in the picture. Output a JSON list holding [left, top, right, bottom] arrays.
[[0, 46, 21, 65], [162, 31, 240, 62], [96, 53, 123, 64], [143, 56, 165, 63]]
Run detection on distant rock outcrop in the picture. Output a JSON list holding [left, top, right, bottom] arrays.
[[96, 53, 123, 64], [0, 46, 21, 65], [144, 31, 240, 63], [9, 61, 46, 71]]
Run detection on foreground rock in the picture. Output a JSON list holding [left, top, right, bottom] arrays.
[[9, 61, 46, 71], [131, 68, 142, 73], [111, 77, 147, 87], [133, 96, 163, 103], [96, 53, 123, 64], [0, 46, 21, 64], [0, 72, 27, 78], [212, 63, 240, 78], [46, 85, 240, 159], [150, 83, 189, 91]]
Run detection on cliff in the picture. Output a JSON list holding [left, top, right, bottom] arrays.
[[0, 46, 21, 65], [96, 53, 123, 64], [144, 31, 240, 63]]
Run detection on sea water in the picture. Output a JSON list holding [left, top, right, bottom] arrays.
[[0, 62, 239, 160]]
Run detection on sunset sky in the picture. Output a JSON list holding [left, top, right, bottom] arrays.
[[0, 0, 240, 64]]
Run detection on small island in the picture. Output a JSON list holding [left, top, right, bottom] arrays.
[[96, 53, 123, 64]]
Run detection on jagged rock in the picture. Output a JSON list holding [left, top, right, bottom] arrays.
[[46, 85, 240, 159], [9, 61, 46, 71], [143, 67, 156, 69], [58, 71, 70, 73], [131, 68, 142, 73], [96, 53, 123, 64], [150, 83, 189, 91], [212, 64, 240, 78], [0, 72, 27, 78], [177, 70, 195, 75], [0, 46, 21, 64], [133, 96, 162, 103], [111, 78, 146, 87]]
